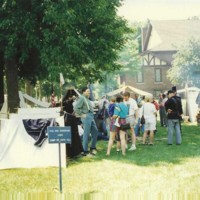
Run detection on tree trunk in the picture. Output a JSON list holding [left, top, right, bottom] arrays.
[[0, 52, 4, 110], [5, 57, 19, 113], [38, 81, 42, 100], [25, 80, 34, 106], [25, 80, 32, 96]]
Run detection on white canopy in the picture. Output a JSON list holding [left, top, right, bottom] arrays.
[[178, 86, 200, 122], [177, 87, 200, 94], [106, 85, 153, 97], [19, 91, 51, 108]]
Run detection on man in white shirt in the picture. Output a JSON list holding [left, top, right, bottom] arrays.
[[123, 92, 139, 151]]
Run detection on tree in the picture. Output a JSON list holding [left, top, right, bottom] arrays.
[[0, 1, 44, 112], [0, 0, 130, 112], [167, 38, 200, 87], [85, 23, 142, 98], [0, 51, 4, 109], [117, 24, 141, 77], [94, 72, 119, 98], [41, 0, 130, 83]]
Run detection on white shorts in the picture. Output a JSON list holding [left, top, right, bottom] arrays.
[[126, 116, 136, 128], [144, 122, 156, 131]]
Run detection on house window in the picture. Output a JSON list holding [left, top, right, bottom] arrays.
[[136, 71, 144, 83], [155, 68, 162, 82]]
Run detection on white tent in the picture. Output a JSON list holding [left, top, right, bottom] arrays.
[[177, 87, 200, 94], [0, 107, 66, 169], [0, 98, 7, 119], [177, 86, 200, 122], [19, 91, 51, 108], [106, 85, 153, 97]]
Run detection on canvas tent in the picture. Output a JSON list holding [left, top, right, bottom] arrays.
[[106, 85, 153, 97], [1, 92, 51, 119], [177, 87, 200, 94], [0, 107, 66, 169], [177, 86, 200, 122], [19, 91, 51, 108], [0, 99, 7, 119]]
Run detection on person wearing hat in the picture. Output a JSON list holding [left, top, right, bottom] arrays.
[[172, 86, 183, 117], [172, 86, 183, 133], [165, 90, 182, 145]]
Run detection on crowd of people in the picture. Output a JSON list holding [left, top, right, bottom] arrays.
[[62, 85, 183, 157]]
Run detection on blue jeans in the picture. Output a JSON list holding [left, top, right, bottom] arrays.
[[159, 107, 167, 126], [134, 118, 144, 136], [81, 113, 98, 152], [167, 119, 182, 144]]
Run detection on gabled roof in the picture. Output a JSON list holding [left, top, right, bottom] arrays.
[[143, 20, 200, 52]]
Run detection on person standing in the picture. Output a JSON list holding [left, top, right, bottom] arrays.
[[62, 89, 84, 158], [158, 93, 166, 127], [134, 103, 145, 137], [106, 95, 128, 156], [165, 90, 182, 145], [142, 96, 157, 145], [74, 87, 98, 156], [162, 93, 168, 126], [172, 86, 183, 132], [107, 97, 116, 136], [123, 92, 138, 151]]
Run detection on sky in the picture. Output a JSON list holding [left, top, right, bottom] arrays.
[[118, 0, 200, 22]]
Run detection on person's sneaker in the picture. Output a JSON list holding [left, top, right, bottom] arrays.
[[129, 145, 136, 151], [86, 153, 95, 157], [81, 152, 86, 156], [90, 149, 97, 155], [82, 152, 95, 157]]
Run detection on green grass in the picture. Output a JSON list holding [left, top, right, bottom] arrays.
[[0, 123, 200, 199]]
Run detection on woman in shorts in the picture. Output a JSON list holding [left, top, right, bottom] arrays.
[[142, 96, 157, 145], [106, 95, 128, 156]]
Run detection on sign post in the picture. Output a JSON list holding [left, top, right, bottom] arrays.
[[48, 126, 71, 193]]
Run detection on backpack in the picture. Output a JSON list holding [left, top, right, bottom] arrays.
[[108, 104, 115, 117]]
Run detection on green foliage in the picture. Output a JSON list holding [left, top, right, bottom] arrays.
[[94, 23, 142, 97], [0, 0, 130, 82], [0, 0, 45, 83], [167, 38, 200, 87], [94, 72, 119, 98], [40, 0, 130, 83], [117, 23, 141, 77], [40, 80, 60, 100], [0, 0, 130, 108]]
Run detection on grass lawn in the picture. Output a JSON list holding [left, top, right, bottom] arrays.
[[0, 123, 200, 199]]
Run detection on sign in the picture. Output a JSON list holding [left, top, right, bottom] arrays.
[[48, 126, 71, 144], [47, 126, 72, 193]]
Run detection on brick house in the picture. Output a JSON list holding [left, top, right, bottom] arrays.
[[123, 19, 200, 97]]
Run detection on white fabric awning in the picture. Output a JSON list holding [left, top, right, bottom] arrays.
[[177, 87, 200, 93], [0, 118, 66, 169], [19, 91, 51, 108], [106, 85, 152, 97]]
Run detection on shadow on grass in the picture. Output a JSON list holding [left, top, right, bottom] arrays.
[[69, 124, 200, 167]]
